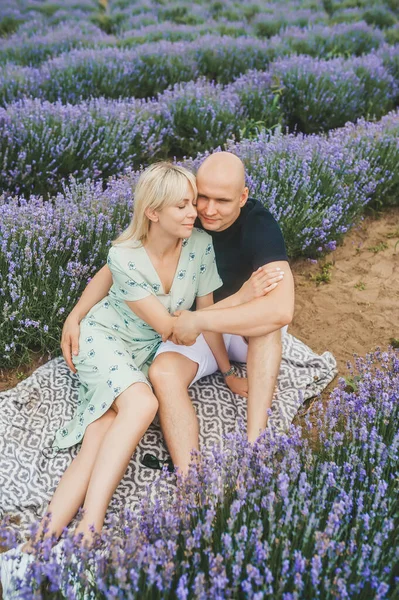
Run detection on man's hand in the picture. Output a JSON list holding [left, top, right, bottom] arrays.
[[225, 374, 248, 398], [61, 314, 81, 373], [164, 310, 201, 346]]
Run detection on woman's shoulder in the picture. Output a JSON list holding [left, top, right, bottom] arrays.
[[107, 242, 143, 269]]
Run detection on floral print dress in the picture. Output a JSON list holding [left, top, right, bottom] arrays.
[[53, 228, 223, 450]]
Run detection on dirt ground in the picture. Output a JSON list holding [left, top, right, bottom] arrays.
[[0, 208, 398, 393], [289, 207, 398, 372]]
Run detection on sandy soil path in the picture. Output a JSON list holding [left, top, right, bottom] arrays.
[[290, 207, 398, 373]]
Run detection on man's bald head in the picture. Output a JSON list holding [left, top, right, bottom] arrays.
[[195, 152, 249, 233], [197, 152, 246, 193]]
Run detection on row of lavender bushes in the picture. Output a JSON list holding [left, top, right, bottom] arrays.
[[1, 45, 398, 198], [1, 348, 398, 598], [0, 26, 395, 104], [1, 111, 399, 367], [1, 0, 397, 39], [0, 20, 392, 67], [0, 1, 329, 39]]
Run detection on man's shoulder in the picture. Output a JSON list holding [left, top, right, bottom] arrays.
[[243, 197, 278, 225], [240, 198, 288, 265]]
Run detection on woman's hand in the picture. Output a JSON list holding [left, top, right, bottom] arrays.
[[225, 374, 249, 398], [61, 314, 81, 373], [238, 266, 284, 304]]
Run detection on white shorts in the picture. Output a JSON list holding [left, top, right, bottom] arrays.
[[153, 327, 288, 387]]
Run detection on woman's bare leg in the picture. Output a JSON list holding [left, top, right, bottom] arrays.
[[21, 408, 117, 553], [74, 382, 158, 544]]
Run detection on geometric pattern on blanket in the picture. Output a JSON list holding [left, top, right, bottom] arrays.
[[0, 333, 337, 534]]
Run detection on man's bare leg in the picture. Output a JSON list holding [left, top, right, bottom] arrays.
[[246, 329, 282, 443], [148, 353, 199, 476]]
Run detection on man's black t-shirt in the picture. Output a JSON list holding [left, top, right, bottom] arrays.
[[195, 198, 288, 303]]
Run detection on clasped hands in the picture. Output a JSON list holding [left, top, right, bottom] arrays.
[[163, 310, 199, 346], [163, 310, 249, 398], [163, 263, 285, 347]]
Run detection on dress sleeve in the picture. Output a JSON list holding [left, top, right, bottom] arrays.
[[107, 246, 152, 302], [196, 235, 223, 297]]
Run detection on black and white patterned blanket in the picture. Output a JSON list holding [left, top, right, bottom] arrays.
[[0, 333, 337, 534]]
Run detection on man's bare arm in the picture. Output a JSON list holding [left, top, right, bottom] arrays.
[[202, 263, 286, 311], [69, 265, 112, 322], [171, 261, 294, 345], [196, 261, 294, 337]]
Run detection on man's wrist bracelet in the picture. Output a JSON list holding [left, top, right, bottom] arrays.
[[222, 365, 236, 378]]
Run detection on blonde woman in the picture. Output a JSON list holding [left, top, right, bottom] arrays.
[[2, 162, 237, 581]]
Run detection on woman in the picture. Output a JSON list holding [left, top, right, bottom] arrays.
[[2, 163, 243, 564]]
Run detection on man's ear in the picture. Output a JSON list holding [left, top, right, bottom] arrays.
[[145, 207, 159, 222], [239, 187, 249, 208]]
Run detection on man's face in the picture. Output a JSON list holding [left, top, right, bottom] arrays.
[[196, 177, 248, 232]]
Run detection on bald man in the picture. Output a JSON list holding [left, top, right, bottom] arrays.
[[61, 153, 294, 474]]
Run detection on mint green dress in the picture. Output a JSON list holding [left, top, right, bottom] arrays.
[[53, 228, 223, 450]]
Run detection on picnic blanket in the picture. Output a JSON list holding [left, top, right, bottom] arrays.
[[0, 333, 337, 534]]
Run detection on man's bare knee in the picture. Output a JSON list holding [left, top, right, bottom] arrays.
[[148, 355, 179, 384], [247, 329, 282, 347], [148, 353, 197, 389]]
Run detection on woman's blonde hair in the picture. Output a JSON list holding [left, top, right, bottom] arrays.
[[112, 162, 197, 247]]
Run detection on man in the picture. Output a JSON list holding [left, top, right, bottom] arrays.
[[62, 152, 294, 474]]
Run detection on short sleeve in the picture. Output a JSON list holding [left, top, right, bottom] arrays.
[[107, 246, 152, 302], [196, 236, 223, 297], [244, 209, 288, 270]]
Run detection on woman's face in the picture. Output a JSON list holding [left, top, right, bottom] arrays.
[[155, 182, 197, 239]]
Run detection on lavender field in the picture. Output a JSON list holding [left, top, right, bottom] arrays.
[[0, 0, 398, 597]]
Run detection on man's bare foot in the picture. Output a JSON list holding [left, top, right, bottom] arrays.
[[73, 525, 97, 550], [20, 541, 36, 554]]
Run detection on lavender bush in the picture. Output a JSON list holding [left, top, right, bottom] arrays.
[[118, 22, 231, 47], [280, 20, 385, 57], [363, 5, 398, 28], [0, 44, 197, 104], [329, 6, 366, 25], [385, 23, 399, 45], [271, 51, 398, 132], [1, 112, 399, 366], [378, 42, 399, 99], [1, 348, 397, 598], [253, 7, 327, 37], [0, 97, 168, 198], [0, 20, 389, 68], [0, 22, 115, 66], [158, 79, 245, 158]]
